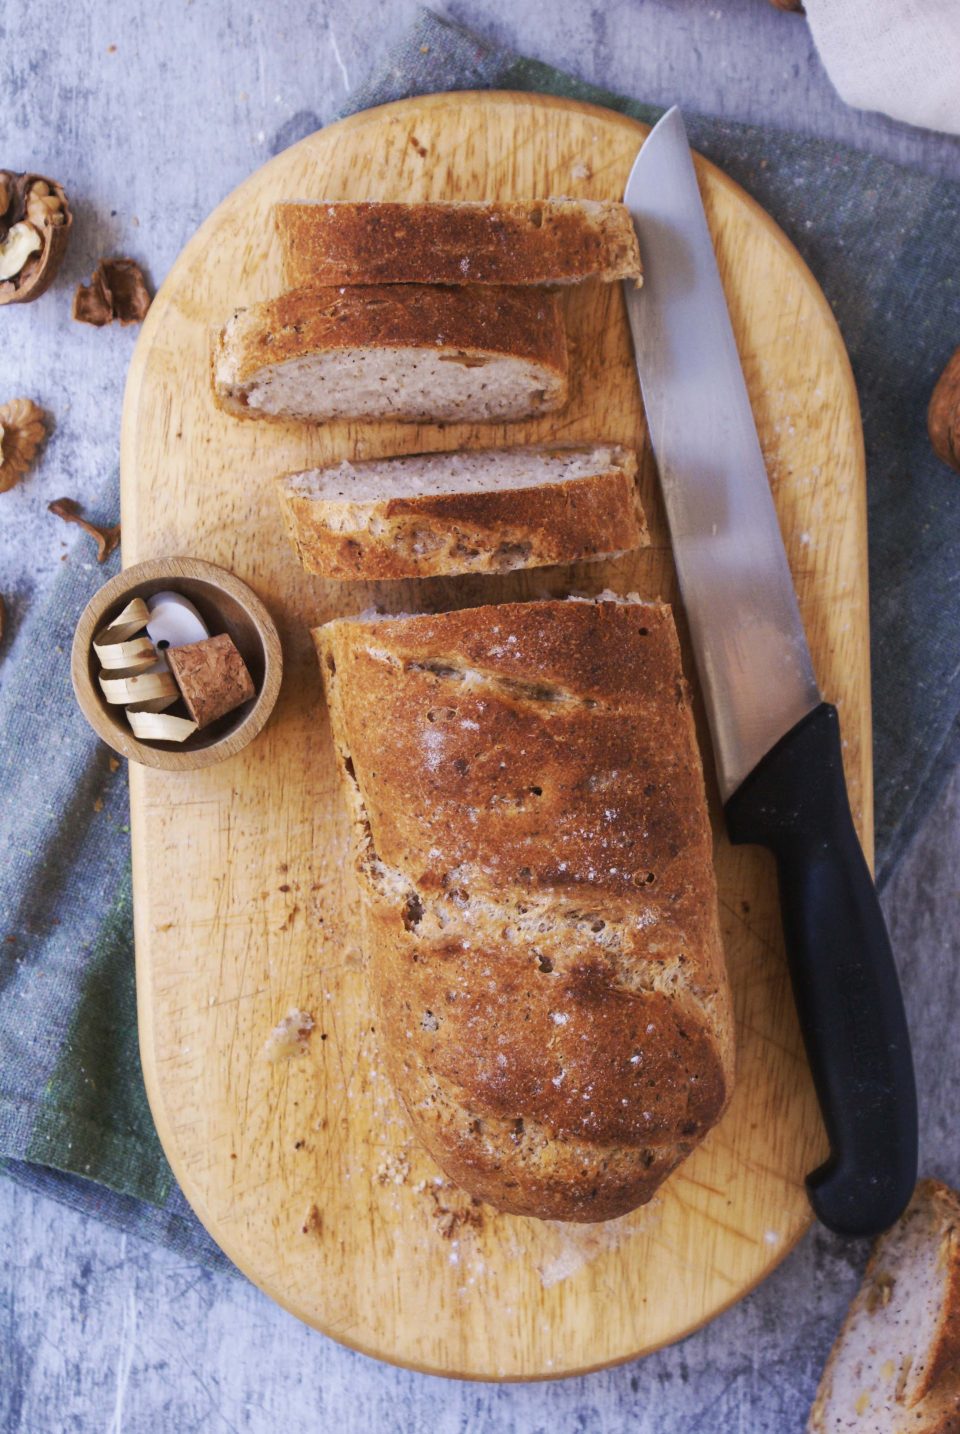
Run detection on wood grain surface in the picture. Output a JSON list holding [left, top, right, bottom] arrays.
[[120, 90, 868, 1380]]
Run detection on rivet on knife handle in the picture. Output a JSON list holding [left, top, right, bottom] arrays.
[[725, 703, 917, 1236]]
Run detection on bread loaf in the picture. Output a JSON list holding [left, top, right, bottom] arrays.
[[277, 443, 647, 580], [315, 597, 735, 1222], [274, 199, 642, 288], [809, 1180, 960, 1433], [212, 284, 568, 425]]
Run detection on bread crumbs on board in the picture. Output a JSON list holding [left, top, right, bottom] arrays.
[[262, 1008, 315, 1061]]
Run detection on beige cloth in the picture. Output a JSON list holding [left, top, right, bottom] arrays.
[[804, 0, 960, 138]]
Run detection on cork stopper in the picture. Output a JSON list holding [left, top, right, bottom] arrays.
[[167, 632, 256, 729]]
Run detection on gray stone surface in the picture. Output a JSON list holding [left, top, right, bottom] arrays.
[[2, 2, 958, 1430]]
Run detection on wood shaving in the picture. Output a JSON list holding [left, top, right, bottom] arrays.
[[47, 498, 120, 562], [72, 257, 151, 327]]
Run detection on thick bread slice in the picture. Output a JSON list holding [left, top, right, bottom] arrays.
[[276, 443, 647, 580], [275, 199, 643, 288], [809, 1180, 960, 1433], [212, 284, 568, 425], [314, 597, 735, 1222]]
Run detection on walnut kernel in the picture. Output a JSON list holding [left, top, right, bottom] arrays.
[[0, 398, 46, 492], [0, 222, 41, 281], [26, 181, 65, 229]]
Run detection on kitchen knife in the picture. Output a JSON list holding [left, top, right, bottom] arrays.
[[623, 107, 917, 1237]]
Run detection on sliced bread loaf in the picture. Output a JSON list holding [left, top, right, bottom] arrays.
[[212, 284, 568, 425], [275, 199, 643, 288], [276, 443, 647, 580], [314, 596, 735, 1222], [809, 1179, 960, 1433]]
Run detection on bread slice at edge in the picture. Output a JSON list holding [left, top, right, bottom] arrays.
[[211, 284, 569, 425], [808, 1179, 960, 1433], [275, 443, 647, 580], [274, 198, 643, 288]]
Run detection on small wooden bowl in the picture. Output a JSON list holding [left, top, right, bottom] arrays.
[[72, 556, 282, 770]]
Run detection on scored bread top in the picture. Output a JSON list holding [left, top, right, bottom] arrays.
[[321, 600, 715, 906], [314, 598, 735, 1220], [275, 198, 643, 288]]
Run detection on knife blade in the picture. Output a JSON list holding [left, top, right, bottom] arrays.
[[623, 107, 917, 1237]]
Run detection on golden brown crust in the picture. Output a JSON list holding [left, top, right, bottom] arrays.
[[275, 199, 642, 288], [314, 599, 734, 1221], [918, 1183, 960, 1403], [212, 283, 569, 419], [276, 450, 648, 580]]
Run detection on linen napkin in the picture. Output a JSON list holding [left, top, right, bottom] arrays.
[[805, 0, 960, 138], [1, 8, 958, 1266]]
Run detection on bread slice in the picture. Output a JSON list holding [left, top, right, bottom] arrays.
[[276, 443, 647, 580], [212, 284, 568, 425], [809, 1180, 960, 1432], [314, 596, 735, 1222], [275, 199, 643, 289]]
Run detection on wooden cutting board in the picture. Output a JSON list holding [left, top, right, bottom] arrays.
[[121, 91, 868, 1380]]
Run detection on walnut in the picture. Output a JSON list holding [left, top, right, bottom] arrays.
[[24, 179, 66, 230], [0, 398, 46, 492], [928, 346, 960, 472], [47, 497, 121, 562], [0, 223, 41, 281], [0, 171, 72, 306], [72, 257, 151, 327]]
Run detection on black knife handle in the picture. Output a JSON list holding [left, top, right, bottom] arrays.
[[725, 702, 917, 1237]]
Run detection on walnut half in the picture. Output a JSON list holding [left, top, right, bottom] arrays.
[[0, 398, 46, 492], [929, 346, 960, 473], [0, 171, 72, 306]]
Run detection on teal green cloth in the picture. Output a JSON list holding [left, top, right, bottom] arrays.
[[1, 9, 958, 1267]]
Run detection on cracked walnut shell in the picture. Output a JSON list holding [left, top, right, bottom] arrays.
[[72, 257, 151, 327], [929, 346, 960, 473], [0, 171, 72, 306], [0, 398, 46, 492]]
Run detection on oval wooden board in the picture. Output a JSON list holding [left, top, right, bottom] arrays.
[[121, 91, 868, 1380]]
